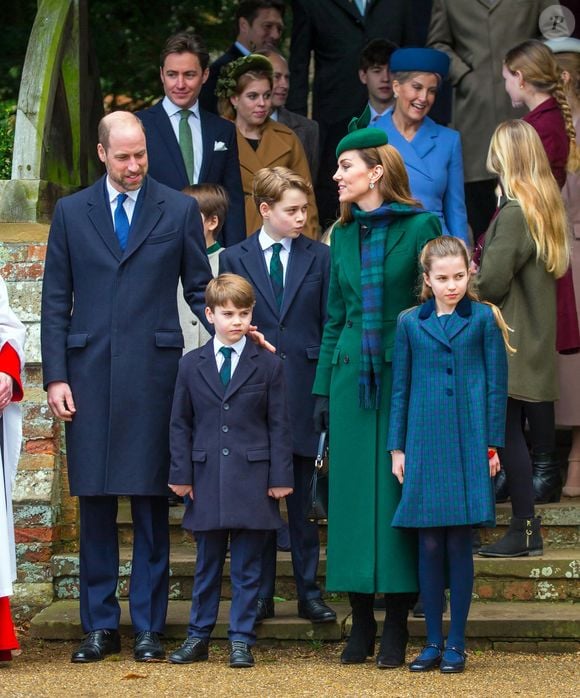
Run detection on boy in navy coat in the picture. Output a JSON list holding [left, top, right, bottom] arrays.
[[168, 274, 293, 668], [219, 167, 335, 624]]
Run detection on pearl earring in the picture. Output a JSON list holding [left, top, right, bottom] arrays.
[[369, 181, 375, 190]]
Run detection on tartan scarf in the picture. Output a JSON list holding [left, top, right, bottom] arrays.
[[354, 202, 423, 409]]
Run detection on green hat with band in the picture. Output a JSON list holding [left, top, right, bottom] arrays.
[[336, 126, 388, 158]]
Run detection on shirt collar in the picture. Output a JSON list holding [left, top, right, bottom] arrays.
[[213, 335, 247, 357], [259, 226, 293, 252], [270, 108, 279, 121], [162, 95, 200, 119], [106, 178, 141, 205], [234, 41, 251, 56]]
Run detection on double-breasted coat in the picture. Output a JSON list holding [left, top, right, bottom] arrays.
[[387, 298, 508, 528], [219, 233, 330, 457], [427, 0, 555, 182], [41, 175, 212, 496], [236, 119, 319, 238], [312, 205, 441, 593], [477, 199, 558, 402], [169, 340, 294, 532]]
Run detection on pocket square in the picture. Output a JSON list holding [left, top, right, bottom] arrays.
[[214, 141, 228, 152]]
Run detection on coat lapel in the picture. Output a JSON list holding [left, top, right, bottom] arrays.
[[342, 223, 363, 301], [240, 235, 279, 317], [197, 341, 224, 400], [383, 112, 436, 182], [149, 102, 189, 183], [418, 296, 472, 347], [87, 177, 122, 262], [224, 341, 258, 400], [198, 108, 214, 183], [281, 236, 315, 319], [122, 177, 163, 261], [331, 0, 364, 21]]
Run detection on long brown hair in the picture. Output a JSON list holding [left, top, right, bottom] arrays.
[[419, 237, 516, 353], [487, 120, 570, 278], [339, 144, 421, 223], [504, 40, 580, 173]]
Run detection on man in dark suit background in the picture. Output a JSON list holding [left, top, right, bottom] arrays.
[[137, 33, 245, 245], [41, 111, 212, 664], [259, 49, 320, 182], [199, 0, 286, 114], [287, 0, 416, 227]]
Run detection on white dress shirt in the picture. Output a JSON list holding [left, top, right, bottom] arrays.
[[162, 96, 203, 184], [106, 179, 140, 225], [213, 335, 246, 378], [259, 227, 293, 284]]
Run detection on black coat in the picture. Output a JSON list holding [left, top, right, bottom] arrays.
[[199, 44, 244, 114], [287, 0, 416, 124], [41, 175, 212, 496], [169, 340, 294, 531]]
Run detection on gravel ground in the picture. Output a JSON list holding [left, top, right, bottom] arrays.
[[0, 638, 578, 698]]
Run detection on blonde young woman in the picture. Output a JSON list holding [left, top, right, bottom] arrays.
[[477, 120, 570, 558], [216, 54, 319, 238]]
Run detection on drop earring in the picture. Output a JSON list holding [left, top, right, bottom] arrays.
[[369, 181, 375, 190]]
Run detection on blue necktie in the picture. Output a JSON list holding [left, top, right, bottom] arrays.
[[114, 193, 130, 251], [219, 346, 234, 386]]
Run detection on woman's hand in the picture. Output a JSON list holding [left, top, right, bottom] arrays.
[[247, 325, 276, 353], [391, 450, 405, 484], [489, 450, 501, 478], [0, 372, 13, 411]]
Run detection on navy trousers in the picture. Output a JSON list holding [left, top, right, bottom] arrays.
[[259, 455, 321, 601], [78, 495, 169, 633], [188, 529, 266, 644]]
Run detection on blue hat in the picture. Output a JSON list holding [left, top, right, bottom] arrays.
[[389, 48, 450, 78]]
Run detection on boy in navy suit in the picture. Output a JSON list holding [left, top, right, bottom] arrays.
[[168, 274, 293, 668], [219, 168, 335, 624]]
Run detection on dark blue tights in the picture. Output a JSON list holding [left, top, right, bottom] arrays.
[[418, 526, 473, 660]]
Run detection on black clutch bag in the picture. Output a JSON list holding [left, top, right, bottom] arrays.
[[306, 430, 329, 524]]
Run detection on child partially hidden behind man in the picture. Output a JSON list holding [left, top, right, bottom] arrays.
[[168, 273, 294, 668]]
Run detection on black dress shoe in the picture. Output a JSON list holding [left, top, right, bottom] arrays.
[[255, 597, 275, 624], [298, 598, 337, 623], [409, 643, 442, 672], [168, 637, 209, 664], [133, 631, 165, 662], [71, 630, 121, 663], [440, 646, 466, 673], [229, 641, 254, 668]]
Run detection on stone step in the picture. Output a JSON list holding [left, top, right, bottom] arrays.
[[50, 546, 580, 603], [30, 599, 580, 651], [116, 500, 580, 548]]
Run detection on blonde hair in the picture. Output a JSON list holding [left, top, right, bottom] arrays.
[[217, 69, 273, 121], [205, 273, 256, 310], [487, 120, 570, 278], [419, 237, 515, 354], [504, 40, 580, 173], [339, 144, 421, 224], [253, 166, 311, 211], [554, 51, 580, 112]]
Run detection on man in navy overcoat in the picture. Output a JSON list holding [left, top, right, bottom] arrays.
[[219, 197, 335, 624], [40, 112, 212, 663], [136, 32, 245, 246]]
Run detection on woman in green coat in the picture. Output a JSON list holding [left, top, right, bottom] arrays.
[[313, 128, 441, 667]]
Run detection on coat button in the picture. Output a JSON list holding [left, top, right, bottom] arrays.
[[280, 324, 285, 331], [191, 319, 197, 325], [221, 425, 229, 433], [222, 447, 230, 456], [346, 320, 353, 328], [446, 368, 453, 375], [446, 389, 453, 396], [280, 352, 287, 359], [343, 355, 350, 364], [446, 347, 452, 353], [223, 403, 230, 410]]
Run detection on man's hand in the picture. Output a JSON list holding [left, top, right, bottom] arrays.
[[391, 451, 405, 485], [47, 381, 76, 421], [248, 325, 276, 353], [268, 486, 293, 499], [169, 484, 194, 500], [0, 372, 14, 411]]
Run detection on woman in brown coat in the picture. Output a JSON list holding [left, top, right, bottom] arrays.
[[216, 55, 319, 238]]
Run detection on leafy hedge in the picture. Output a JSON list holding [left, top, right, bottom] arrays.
[[0, 101, 16, 180]]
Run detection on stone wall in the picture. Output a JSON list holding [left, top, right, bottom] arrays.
[[0, 223, 75, 619]]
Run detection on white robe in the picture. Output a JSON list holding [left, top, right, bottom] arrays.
[[0, 276, 25, 598]]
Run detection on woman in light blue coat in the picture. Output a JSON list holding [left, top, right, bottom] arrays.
[[374, 48, 469, 245]]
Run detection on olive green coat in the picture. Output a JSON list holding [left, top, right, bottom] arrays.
[[313, 206, 441, 593], [477, 200, 558, 402]]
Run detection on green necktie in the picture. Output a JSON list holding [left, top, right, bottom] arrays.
[[219, 346, 233, 386], [179, 109, 194, 184], [270, 243, 284, 309]]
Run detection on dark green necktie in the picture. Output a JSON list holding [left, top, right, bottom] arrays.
[[269, 243, 284, 309], [219, 346, 233, 385], [179, 109, 194, 184]]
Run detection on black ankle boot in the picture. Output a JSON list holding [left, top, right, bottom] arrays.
[[532, 451, 562, 503], [341, 593, 377, 664], [376, 597, 409, 669], [494, 469, 510, 503], [478, 516, 543, 557]]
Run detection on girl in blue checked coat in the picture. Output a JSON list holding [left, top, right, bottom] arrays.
[[387, 236, 511, 674]]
